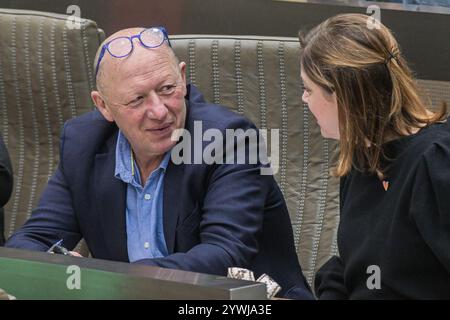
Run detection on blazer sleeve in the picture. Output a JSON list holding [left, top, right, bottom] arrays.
[[0, 134, 13, 207], [5, 123, 82, 251], [134, 118, 268, 275]]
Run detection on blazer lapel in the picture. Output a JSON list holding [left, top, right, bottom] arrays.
[[94, 133, 129, 262], [163, 160, 184, 254]]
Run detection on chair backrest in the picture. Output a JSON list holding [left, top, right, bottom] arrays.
[[417, 79, 450, 113], [0, 9, 104, 250], [171, 35, 341, 287]]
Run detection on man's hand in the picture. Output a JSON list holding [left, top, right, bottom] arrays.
[[69, 251, 83, 257]]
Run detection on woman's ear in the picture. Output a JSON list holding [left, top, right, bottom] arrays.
[[91, 91, 114, 122]]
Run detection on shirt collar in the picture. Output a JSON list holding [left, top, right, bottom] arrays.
[[114, 131, 171, 184]]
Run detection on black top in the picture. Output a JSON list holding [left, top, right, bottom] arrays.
[[315, 117, 450, 299], [0, 134, 13, 246]]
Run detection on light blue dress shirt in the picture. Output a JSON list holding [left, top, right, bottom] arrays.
[[114, 131, 170, 262]]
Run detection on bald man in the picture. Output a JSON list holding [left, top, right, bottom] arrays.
[[6, 27, 312, 299]]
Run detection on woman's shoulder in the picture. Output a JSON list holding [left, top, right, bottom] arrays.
[[393, 117, 450, 161], [421, 120, 450, 169], [417, 118, 450, 158], [402, 118, 450, 182]]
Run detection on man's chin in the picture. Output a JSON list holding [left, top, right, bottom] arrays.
[[151, 140, 177, 156]]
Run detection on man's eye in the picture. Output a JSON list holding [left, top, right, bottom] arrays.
[[128, 96, 144, 107], [159, 84, 177, 95]]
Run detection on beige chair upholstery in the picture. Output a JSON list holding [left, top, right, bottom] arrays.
[[0, 9, 104, 253]]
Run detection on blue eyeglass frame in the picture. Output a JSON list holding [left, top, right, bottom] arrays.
[[95, 26, 171, 77]]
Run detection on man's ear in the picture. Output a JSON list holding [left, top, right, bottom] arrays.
[[179, 61, 187, 85], [91, 91, 114, 122]]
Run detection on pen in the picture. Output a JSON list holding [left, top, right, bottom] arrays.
[[47, 239, 64, 253]]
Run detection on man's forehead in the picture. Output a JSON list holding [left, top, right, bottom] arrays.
[[118, 49, 177, 77], [102, 46, 179, 96]]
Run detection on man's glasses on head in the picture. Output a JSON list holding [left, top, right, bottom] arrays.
[[95, 26, 171, 77]]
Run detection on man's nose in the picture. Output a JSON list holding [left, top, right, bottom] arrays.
[[145, 92, 168, 120]]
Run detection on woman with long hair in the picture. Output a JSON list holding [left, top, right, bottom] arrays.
[[299, 13, 449, 299]]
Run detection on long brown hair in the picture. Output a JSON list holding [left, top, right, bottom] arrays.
[[299, 13, 447, 179]]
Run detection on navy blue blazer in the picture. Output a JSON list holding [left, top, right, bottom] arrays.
[[6, 85, 313, 299]]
